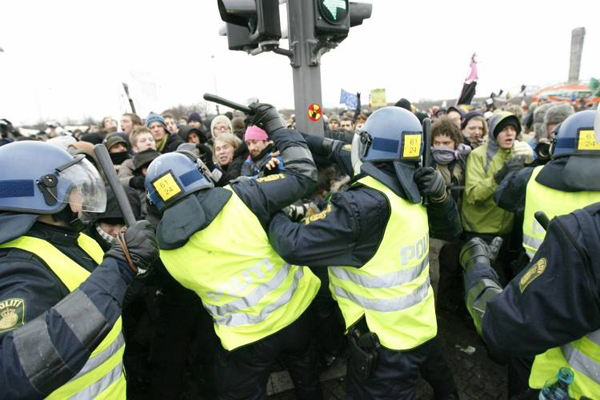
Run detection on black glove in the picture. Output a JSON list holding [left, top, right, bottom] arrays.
[[414, 167, 446, 202], [460, 237, 503, 272], [494, 156, 525, 184], [129, 175, 146, 191], [248, 102, 285, 134], [105, 220, 159, 278]]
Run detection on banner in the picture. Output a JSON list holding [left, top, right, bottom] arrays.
[[370, 89, 387, 110], [340, 89, 358, 110]]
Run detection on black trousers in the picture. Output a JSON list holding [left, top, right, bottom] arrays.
[[420, 338, 460, 400], [214, 307, 323, 400], [149, 291, 206, 400], [346, 338, 432, 400]]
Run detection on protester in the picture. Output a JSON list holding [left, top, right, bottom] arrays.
[[461, 110, 487, 148], [231, 116, 246, 140], [104, 134, 130, 171], [188, 112, 203, 131], [213, 133, 245, 182], [146, 112, 183, 154], [210, 114, 233, 141], [328, 114, 340, 131], [178, 125, 204, 145], [531, 103, 574, 162], [119, 127, 157, 187], [101, 116, 118, 136], [241, 125, 283, 177], [340, 116, 354, 132], [162, 112, 179, 135], [461, 111, 533, 283], [121, 113, 143, 137], [446, 106, 465, 129]]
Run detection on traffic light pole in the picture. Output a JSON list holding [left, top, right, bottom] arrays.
[[287, 0, 325, 137]]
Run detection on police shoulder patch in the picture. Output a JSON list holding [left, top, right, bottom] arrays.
[[303, 204, 332, 225], [256, 174, 285, 183], [0, 298, 26, 334], [519, 258, 547, 293]]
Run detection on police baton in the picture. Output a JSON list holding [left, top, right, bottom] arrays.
[[93, 144, 137, 227], [421, 118, 432, 207], [203, 93, 254, 115], [534, 211, 550, 231]]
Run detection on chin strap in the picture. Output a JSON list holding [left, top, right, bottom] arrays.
[[52, 206, 85, 232]]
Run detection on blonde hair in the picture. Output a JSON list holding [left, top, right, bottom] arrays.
[[213, 133, 242, 163], [130, 127, 153, 148]]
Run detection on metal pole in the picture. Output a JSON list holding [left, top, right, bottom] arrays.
[[211, 55, 221, 114], [287, 0, 324, 137]]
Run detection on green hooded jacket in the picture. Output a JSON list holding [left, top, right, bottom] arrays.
[[461, 112, 518, 235]]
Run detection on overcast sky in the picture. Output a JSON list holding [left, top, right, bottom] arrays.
[[1, 0, 599, 125]]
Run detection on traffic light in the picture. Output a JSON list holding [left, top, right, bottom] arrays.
[[218, 0, 281, 51], [314, 0, 372, 40]]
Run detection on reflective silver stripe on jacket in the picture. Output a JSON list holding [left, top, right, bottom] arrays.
[[13, 318, 70, 395], [70, 362, 123, 400], [72, 333, 125, 380], [329, 255, 429, 289], [333, 276, 431, 312], [523, 234, 542, 257], [588, 329, 600, 345], [204, 264, 292, 317], [54, 289, 107, 348], [212, 267, 304, 327], [560, 329, 600, 385]]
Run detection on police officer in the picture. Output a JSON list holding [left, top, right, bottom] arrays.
[[268, 106, 462, 399], [0, 141, 158, 399], [144, 103, 322, 399], [460, 203, 600, 399], [495, 110, 600, 261]]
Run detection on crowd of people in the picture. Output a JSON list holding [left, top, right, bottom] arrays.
[[0, 94, 599, 400]]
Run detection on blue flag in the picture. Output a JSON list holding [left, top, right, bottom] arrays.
[[340, 89, 358, 110]]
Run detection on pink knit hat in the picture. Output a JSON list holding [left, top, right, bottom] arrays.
[[244, 125, 268, 142]]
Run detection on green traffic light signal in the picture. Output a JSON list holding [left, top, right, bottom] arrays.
[[317, 0, 349, 24]]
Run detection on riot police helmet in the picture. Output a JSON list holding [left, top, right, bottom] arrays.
[[351, 106, 424, 203], [0, 141, 106, 215], [552, 110, 598, 158], [145, 150, 214, 212], [552, 110, 600, 191]]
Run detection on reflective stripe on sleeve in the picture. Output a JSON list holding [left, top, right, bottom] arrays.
[[13, 317, 71, 395], [54, 289, 107, 348]]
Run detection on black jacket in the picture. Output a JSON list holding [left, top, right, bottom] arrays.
[[465, 203, 600, 357], [161, 133, 185, 154], [156, 129, 318, 249], [268, 173, 462, 269], [0, 214, 133, 398], [268, 134, 461, 268]]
